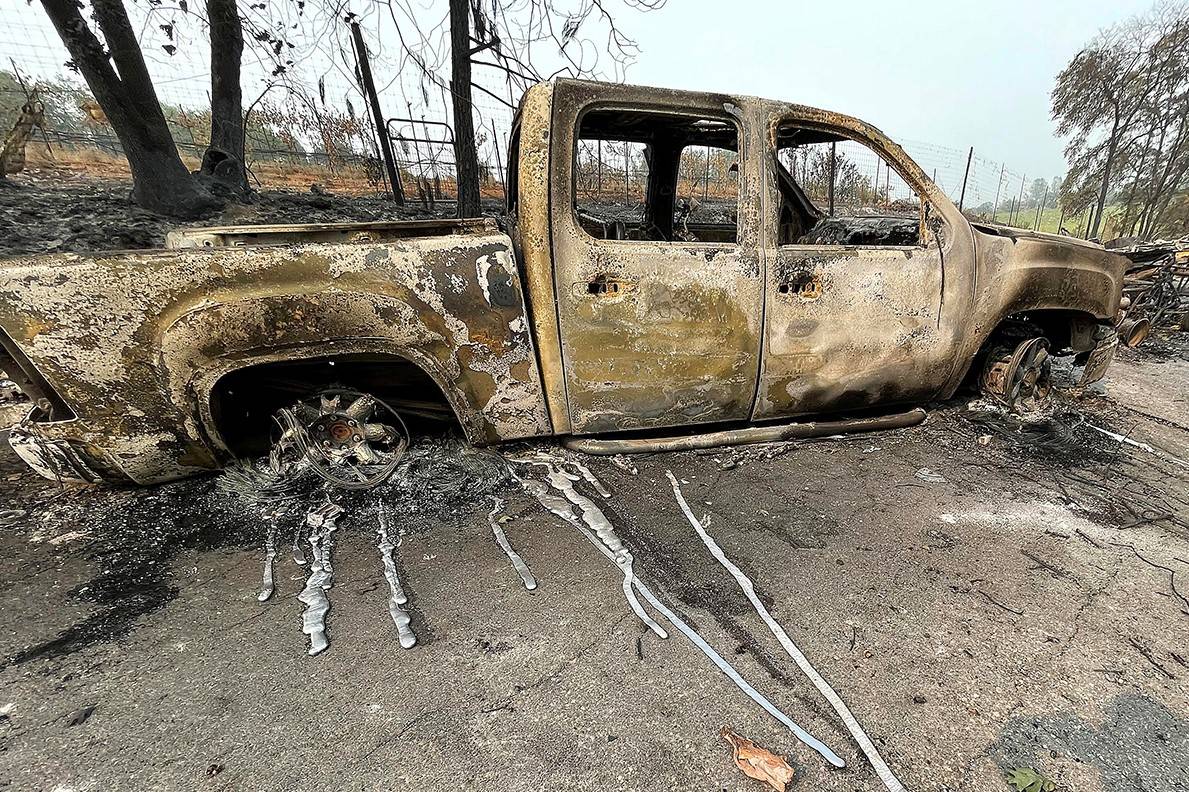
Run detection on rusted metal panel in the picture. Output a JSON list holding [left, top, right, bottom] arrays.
[[0, 229, 552, 483], [165, 218, 495, 248], [548, 80, 765, 434], [751, 101, 972, 418], [754, 247, 947, 417], [514, 81, 571, 435]]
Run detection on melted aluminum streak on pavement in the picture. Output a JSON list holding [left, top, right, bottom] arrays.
[[291, 520, 308, 565], [507, 451, 611, 498], [297, 513, 338, 656], [567, 459, 611, 498], [257, 522, 277, 602], [487, 497, 538, 590], [519, 471, 844, 769], [667, 471, 893, 783], [542, 465, 667, 639], [376, 512, 417, 649]]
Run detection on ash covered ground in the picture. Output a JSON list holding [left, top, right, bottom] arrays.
[[1, 341, 1186, 791], [0, 184, 1187, 791], [0, 174, 502, 258]]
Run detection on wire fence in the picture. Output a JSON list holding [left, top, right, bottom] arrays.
[[0, 0, 1071, 228], [0, 0, 516, 202]]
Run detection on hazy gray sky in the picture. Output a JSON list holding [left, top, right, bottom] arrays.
[[0, 0, 1156, 183], [620, 0, 1155, 179]]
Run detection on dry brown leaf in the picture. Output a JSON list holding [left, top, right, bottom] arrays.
[[720, 726, 796, 792]]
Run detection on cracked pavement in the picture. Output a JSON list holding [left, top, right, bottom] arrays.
[[0, 341, 1187, 791]]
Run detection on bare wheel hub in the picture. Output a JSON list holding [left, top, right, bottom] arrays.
[[981, 336, 1052, 409], [270, 389, 410, 489], [311, 415, 362, 449]]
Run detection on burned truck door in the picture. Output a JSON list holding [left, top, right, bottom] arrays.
[[753, 116, 949, 419], [548, 82, 764, 434]]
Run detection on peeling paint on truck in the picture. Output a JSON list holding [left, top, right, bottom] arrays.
[[0, 78, 1127, 484]]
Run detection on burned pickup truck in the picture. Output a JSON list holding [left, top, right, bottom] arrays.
[[0, 79, 1125, 484]]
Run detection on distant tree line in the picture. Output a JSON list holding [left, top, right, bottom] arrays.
[[1053, 1, 1189, 240], [1, 68, 375, 164]]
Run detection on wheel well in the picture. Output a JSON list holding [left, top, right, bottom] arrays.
[[209, 353, 461, 457], [985, 309, 1102, 355], [1003, 309, 1100, 351], [960, 309, 1103, 391]]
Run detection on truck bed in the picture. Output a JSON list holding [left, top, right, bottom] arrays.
[[166, 218, 497, 249], [0, 218, 552, 483]]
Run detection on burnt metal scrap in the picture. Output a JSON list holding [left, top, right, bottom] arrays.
[[1110, 238, 1189, 341], [0, 77, 1127, 484]]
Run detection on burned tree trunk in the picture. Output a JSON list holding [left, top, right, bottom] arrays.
[[1089, 115, 1121, 239], [205, 0, 248, 195], [449, 0, 481, 218], [39, 0, 220, 217]]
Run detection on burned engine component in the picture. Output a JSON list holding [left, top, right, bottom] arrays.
[[1116, 316, 1152, 348]]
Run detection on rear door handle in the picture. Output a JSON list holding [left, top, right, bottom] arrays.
[[778, 272, 822, 300]]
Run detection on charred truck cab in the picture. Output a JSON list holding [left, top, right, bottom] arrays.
[[0, 78, 1126, 484]]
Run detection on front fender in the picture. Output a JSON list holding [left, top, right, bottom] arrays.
[[973, 229, 1124, 323], [939, 227, 1126, 395]]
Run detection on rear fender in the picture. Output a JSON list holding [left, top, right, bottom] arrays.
[[154, 243, 553, 452], [0, 233, 551, 483], [160, 294, 509, 452]]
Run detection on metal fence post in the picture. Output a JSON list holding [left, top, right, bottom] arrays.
[[1033, 186, 1047, 230], [957, 146, 973, 211], [596, 138, 602, 195], [992, 164, 1004, 223], [624, 145, 630, 200], [703, 146, 710, 200], [350, 21, 403, 205], [828, 141, 836, 216], [1015, 175, 1026, 226]]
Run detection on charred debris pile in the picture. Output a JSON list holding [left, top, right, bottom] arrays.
[[1110, 237, 1189, 344]]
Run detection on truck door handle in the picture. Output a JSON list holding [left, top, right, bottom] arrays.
[[778, 272, 822, 300], [580, 273, 637, 297]]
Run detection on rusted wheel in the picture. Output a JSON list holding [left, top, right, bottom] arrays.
[[980, 336, 1052, 409]]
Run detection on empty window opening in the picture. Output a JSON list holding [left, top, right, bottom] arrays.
[[575, 109, 739, 243], [774, 124, 922, 247], [210, 354, 459, 457]]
